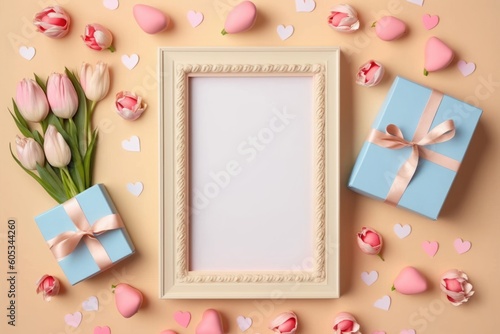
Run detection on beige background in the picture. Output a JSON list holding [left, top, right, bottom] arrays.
[[1, 0, 499, 333]]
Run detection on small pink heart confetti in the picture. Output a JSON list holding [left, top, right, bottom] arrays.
[[422, 14, 439, 30], [457, 60, 476, 77], [373, 332, 386, 334], [421, 241, 439, 257], [454, 238, 471, 254], [64, 312, 82, 328], [94, 326, 111, 334], [400, 330, 416, 334], [187, 10, 204, 28], [174, 311, 191, 328]]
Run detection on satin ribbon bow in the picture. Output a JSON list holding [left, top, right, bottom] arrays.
[[47, 197, 124, 269], [368, 119, 457, 205]]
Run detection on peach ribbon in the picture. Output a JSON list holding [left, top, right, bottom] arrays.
[[47, 197, 124, 270], [367, 90, 460, 206]]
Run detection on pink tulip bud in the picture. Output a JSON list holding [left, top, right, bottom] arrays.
[[47, 73, 78, 119], [33, 6, 71, 38], [356, 60, 385, 87], [80, 62, 110, 102], [82, 23, 115, 52], [357, 226, 383, 259], [15, 136, 45, 170], [440, 269, 474, 306], [328, 4, 360, 33], [36, 274, 60, 301], [15, 79, 49, 122], [115, 91, 147, 121], [44, 125, 71, 168], [332, 312, 361, 334]]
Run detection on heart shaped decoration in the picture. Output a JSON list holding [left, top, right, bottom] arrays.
[[19, 46, 35, 60], [373, 332, 386, 334], [103, 0, 119, 10], [64, 312, 82, 328], [400, 330, 416, 334], [394, 223, 411, 239], [373, 295, 391, 311], [295, 0, 316, 12], [407, 0, 423, 5], [422, 14, 439, 30], [174, 311, 191, 328], [82, 296, 99, 311], [94, 326, 111, 334], [195, 309, 224, 334], [457, 60, 476, 77], [454, 238, 471, 254], [421, 241, 439, 257], [121, 54, 139, 70], [127, 182, 144, 197], [187, 10, 204, 28], [277, 25, 294, 40], [237, 316, 252, 332], [361, 271, 378, 286], [122, 135, 141, 152]]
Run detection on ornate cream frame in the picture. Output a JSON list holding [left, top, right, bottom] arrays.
[[159, 48, 340, 299]]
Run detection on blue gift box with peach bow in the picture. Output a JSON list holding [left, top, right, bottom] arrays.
[[348, 76, 482, 220], [35, 184, 135, 285]]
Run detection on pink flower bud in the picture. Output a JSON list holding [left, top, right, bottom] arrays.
[[36, 274, 60, 301], [440, 269, 474, 306], [47, 73, 78, 119], [82, 23, 115, 52], [44, 125, 71, 167], [328, 4, 360, 33], [269, 311, 298, 334], [80, 62, 110, 102], [357, 227, 383, 259], [115, 91, 147, 121], [333, 312, 361, 334], [15, 136, 45, 170], [15, 79, 49, 122], [33, 6, 71, 39], [356, 60, 385, 87]]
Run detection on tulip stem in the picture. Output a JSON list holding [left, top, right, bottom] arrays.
[[61, 167, 79, 198], [377, 254, 385, 261], [87, 100, 97, 148]]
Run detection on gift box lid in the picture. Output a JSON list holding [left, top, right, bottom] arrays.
[[349, 76, 482, 219]]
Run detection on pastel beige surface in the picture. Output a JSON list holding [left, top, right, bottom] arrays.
[[0, 0, 499, 333]]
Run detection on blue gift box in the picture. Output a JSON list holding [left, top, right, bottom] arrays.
[[348, 76, 482, 220], [35, 184, 135, 285]]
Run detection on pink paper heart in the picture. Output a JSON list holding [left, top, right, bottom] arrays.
[[94, 326, 111, 334], [454, 238, 471, 254], [373, 332, 386, 334], [196, 309, 223, 334], [422, 14, 439, 30], [187, 10, 204, 28], [64, 312, 82, 328], [457, 60, 476, 77], [174, 311, 191, 328], [400, 330, 416, 334], [421, 241, 439, 257]]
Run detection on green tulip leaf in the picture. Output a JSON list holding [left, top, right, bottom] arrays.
[[65, 68, 88, 157], [12, 99, 29, 130], [34, 73, 47, 93], [10, 111, 33, 139], [83, 129, 98, 188], [32, 130, 44, 146], [36, 164, 66, 198]]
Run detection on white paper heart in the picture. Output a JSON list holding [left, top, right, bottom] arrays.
[[457, 60, 476, 77], [295, 0, 316, 12], [361, 271, 378, 286], [394, 223, 412, 239], [187, 10, 204, 28], [82, 296, 99, 311], [103, 0, 119, 10], [277, 25, 294, 40], [237, 316, 252, 332], [127, 182, 144, 197], [64, 312, 82, 328], [374, 295, 391, 311], [407, 0, 424, 5], [122, 54, 140, 70], [121, 136, 141, 152], [19, 46, 35, 60]]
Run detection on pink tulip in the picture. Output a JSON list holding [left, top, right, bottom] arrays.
[[44, 125, 71, 168], [33, 6, 71, 38], [332, 312, 361, 334], [15, 79, 49, 122], [440, 269, 474, 306], [80, 62, 110, 102], [269, 311, 298, 334], [81, 23, 115, 52], [47, 73, 78, 119], [356, 60, 385, 87], [357, 226, 384, 260], [36, 274, 60, 301], [15, 136, 45, 170], [115, 91, 147, 121], [328, 4, 360, 33]]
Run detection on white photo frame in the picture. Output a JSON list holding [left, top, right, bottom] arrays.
[[159, 47, 340, 299]]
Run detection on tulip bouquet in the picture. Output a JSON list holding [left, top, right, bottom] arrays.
[[9, 62, 110, 203]]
